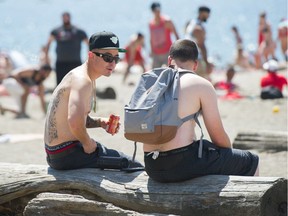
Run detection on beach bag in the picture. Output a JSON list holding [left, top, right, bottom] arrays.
[[260, 86, 283, 99], [124, 67, 203, 146]]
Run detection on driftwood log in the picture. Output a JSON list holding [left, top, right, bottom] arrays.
[[24, 192, 153, 216], [0, 163, 286, 216], [233, 130, 287, 152]]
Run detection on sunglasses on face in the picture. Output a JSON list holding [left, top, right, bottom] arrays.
[[92, 52, 120, 64]]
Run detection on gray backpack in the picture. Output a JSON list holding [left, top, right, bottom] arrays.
[[124, 67, 204, 158]]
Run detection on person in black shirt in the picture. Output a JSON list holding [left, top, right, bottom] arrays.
[[45, 12, 89, 86]]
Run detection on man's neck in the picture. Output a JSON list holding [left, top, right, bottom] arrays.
[[86, 61, 102, 81], [177, 68, 194, 73], [63, 23, 72, 29], [154, 14, 161, 23], [174, 61, 196, 72], [197, 16, 204, 23]]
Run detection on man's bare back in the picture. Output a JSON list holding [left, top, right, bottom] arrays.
[[143, 71, 229, 152], [44, 65, 92, 146], [142, 39, 258, 183]]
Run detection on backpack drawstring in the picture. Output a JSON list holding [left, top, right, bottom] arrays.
[[146, 150, 160, 160]]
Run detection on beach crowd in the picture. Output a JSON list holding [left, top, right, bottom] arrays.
[[0, 1, 287, 188], [0, 3, 287, 119]]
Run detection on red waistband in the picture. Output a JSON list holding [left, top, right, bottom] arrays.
[[45, 141, 78, 155]]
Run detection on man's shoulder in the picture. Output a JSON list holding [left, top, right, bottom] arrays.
[[193, 24, 204, 32], [51, 26, 64, 36], [179, 73, 215, 107], [72, 26, 88, 38], [162, 15, 171, 22], [51, 25, 63, 32], [63, 71, 91, 92], [180, 72, 213, 88]]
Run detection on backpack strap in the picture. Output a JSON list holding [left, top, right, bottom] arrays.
[[179, 110, 203, 158], [180, 113, 197, 122], [177, 70, 203, 158], [194, 112, 204, 158]]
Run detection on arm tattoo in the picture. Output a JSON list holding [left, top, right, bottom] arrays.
[[86, 116, 101, 128], [47, 88, 66, 143]]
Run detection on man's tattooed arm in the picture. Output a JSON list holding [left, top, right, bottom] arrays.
[[86, 116, 102, 128]]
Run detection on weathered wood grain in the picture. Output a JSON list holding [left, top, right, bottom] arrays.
[[0, 163, 286, 216], [233, 131, 287, 151], [23, 192, 153, 216]]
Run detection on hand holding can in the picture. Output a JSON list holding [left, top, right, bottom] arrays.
[[106, 114, 120, 135]]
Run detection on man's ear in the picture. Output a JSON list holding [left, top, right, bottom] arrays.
[[88, 51, 94, 58], [167, 56, 173, 66]]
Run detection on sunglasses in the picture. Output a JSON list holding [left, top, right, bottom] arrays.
[[92, 52, 120, 64]]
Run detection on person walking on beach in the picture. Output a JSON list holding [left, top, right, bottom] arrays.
[[255, 12, 277, 69], [185, 6, 213, 80], [142, 39, 259, 183], [231, 26, 253, 70], [0, 64, 52, 118], [257, 12, 272, 47], [45, 12, 89, 86], [231, 26, 243, 46], [122, 32, 146, 84], [44, 31, 143, 170], [277, 18, 288, 61], [149, 2, 179, 68]]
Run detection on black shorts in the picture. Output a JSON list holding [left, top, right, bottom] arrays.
[[144, 139, 259, 183], [46, 141, 143, 170], [55, 61, 82, 85]]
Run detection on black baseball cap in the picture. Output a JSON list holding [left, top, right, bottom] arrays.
[[89, 31, 126, 52]]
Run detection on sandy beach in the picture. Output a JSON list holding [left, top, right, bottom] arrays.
[[0, 64, 287, 178]]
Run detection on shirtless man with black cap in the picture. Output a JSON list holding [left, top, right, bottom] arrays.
[[44, 31, 143, 171]]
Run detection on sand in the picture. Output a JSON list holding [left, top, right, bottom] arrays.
[[0, 63, 287, 178]]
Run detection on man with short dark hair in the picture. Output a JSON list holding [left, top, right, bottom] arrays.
[[45, 12, 89, 86], [44, 31, 143, 170], [185, 6, 213, 80], [143, 39, 259, 183], [149, 2, 179, 68]]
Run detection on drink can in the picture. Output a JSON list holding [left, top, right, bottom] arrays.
[[107, 114, 120, 134]]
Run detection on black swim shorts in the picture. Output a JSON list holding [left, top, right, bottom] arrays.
[[45, 141, 143, 170], [144, 139, 259, 183]]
